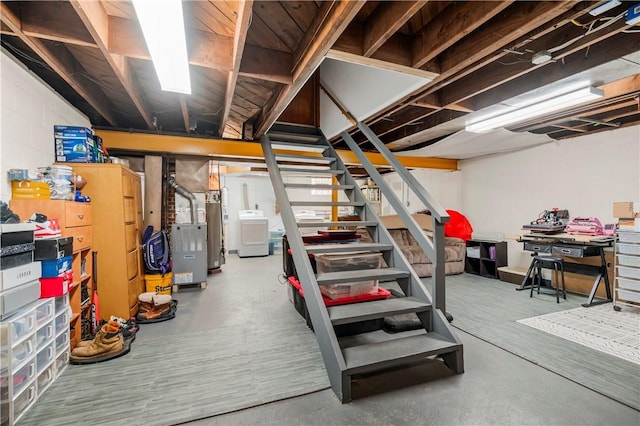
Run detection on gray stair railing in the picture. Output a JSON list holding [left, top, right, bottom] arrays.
[[261, 124, 463, 403], [321, 83, 451, 316]]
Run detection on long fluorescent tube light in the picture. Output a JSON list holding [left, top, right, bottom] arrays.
[[466, 86, 604, 133], [589, 0, 621, 16], [133, 0, 191, 94]]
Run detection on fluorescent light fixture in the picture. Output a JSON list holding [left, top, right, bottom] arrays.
[[589, 0, 621, 16], [133, 0, 191, 94], [466, 86, 604, 133]]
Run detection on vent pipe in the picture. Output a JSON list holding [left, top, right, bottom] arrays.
[[168, 175, 198, 224]]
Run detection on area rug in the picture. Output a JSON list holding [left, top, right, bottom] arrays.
[[517, 304, 640, 366], [18, 321, 330, 426]]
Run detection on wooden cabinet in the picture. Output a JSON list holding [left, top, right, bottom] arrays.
[[10, 200, 93, 349], [465, 240, 508, 279], [69, 163, 144, 321]]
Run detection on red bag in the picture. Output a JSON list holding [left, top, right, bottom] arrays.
[[444, 210, 473, 242]]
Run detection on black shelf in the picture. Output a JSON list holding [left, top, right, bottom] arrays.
[[464, 240, 508, 279]]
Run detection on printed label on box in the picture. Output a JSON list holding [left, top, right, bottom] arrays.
[[174, 272, 193, 284]]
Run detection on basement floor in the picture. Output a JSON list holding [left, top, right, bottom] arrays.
[[158, 254, 638, 426]]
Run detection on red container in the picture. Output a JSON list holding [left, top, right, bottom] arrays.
[[287, 276, 391, 306], [40, 270, 73, 298]]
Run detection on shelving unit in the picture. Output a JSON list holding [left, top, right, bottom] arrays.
[[0, 296, 69, 426], [9, 200, 93, 349], [70, 163, 144, 321], [361, 184, 381, 215], [464, 240, 508, 279], [614, 230, 640, 311]]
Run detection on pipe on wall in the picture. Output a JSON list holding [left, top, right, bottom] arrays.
[[168, 175, 198, 224]]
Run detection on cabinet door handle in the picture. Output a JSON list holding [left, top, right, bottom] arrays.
[[76, 236, 84, 242], [533, 246, 541, 251], [561, 248, 571, 254], [77, 213, 84, 219]]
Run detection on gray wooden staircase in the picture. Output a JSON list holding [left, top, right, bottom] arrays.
[[261, 123, 463, 403]]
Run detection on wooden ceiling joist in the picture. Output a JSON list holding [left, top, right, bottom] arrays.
[[20, 1, 97, 48], [219, 0, 253, 138], [411, 1, 513, 69], [0, 2, 119, 126], [361, 1, 597, 130], [254, 0, 366, 137], [362, 0, 427, 57], [444, 17, 635, 108], [179, 96, 190, 132], [69, 0, 154, 129], [463, 33, 640, 112]]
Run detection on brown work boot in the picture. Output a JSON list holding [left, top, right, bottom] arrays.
[[138, 292, 156, 312], [137, 302, 171, 321], [76, 320, 122, 348], [71, 321, 123, 358]]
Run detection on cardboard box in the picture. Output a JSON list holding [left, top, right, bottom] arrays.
[[380, 213, 433, 231], [612, 201, 640, 218], [497, 266, 531, 286], [54, 125, 93, 139], [54, 125, 95, 163], [39, 270, 72, 298], [618, 218, 640, 232]]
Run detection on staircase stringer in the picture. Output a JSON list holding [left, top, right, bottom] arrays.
[[260, 134, 347, 399]]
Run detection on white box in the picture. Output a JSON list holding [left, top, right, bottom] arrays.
[[466, 247, 480, 258]]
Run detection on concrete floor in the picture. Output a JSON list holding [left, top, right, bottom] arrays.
[[169, 254, 639, 426]]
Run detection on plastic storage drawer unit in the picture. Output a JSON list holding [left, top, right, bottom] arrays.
[[315, 252, 384, 299]]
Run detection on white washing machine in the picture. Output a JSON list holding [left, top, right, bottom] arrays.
[[238, 210, 269, 257]]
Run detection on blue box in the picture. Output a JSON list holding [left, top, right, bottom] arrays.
[[41, 255, 72, 278], [55, 137, 95, 162], [54, 125, 95, 163], [53, 125, 93, 139]]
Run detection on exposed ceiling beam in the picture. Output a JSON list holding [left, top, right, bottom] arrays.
[[444, 17, 634, 107], [70, 0, 154, 129], [238, 44, 292, 84], [326, 49, 438, 80], [107, 15, 289, 85], [108, 16, 232, 70], [460, 32, 640, 111], [381, 110, 467, 146], [179, 96, 189, 133], [20, 1, 97, 47], [438, 1, 578, 82], [363, 0, 427, 57], [513, 75, 640, 132], [362, 1, 597, 130], [0, 2, 119, 126], [254, 1, 366, 137], [220, 0, 253, 138], [96, 129, 458, 170], [411, 1, 513, 68]]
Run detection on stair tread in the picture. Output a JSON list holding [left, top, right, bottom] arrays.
[[305, 242, 392, 253], [279, 167, 344, 175], [328, 297, 430, 325], [316, 268, 409, 285], [291, 201, 365, 207], [276, 153, 334, 164], [341, 331, 459, 374], [298, 220, 375, 227], [268, 131, 323, 143], [285, 183, 353, 190], [270, 141, 328, 152]]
